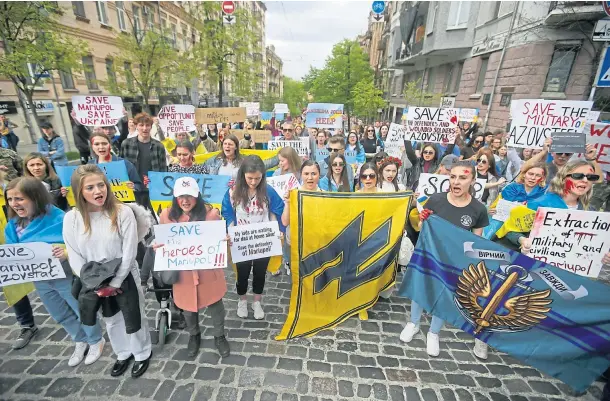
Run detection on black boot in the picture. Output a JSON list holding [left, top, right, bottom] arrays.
[[187, 333, 201, 357], [215, 335, 231, 358]]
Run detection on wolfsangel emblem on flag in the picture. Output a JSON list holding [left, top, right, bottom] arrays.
[[277, 191, 411, 340]]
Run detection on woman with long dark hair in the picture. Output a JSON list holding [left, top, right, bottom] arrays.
[[475, 148, 505, 206], [357, 162, 380, 193], [23, 152, 68, 210], [403, 140, 455, 190], [362, 126, 383, 161], [378, 156, 406, 192], [319, 153, 352, 192]]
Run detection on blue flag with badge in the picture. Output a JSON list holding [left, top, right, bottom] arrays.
[[399, 216, 610, 392]]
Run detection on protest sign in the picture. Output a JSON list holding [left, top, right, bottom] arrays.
[[56, 161, 135, 206], [153, 220, 227, 271], [492, 199, 521, 222], [385, 123, 406, 157], [405, 107, 459, 144], [529, 207, 610, 278], [239, 102, 260, 117], [417, 173, 485, 200], [550, 131, 586, 153], [158, 104, 196, 137], [195, 107, 246, 124], [587, 110, 600, 123], [274, 103, 289, 114], [148, 172, 230, 215], [72, 96, 123, 126], [459, 108, 479, 123], [581, 123, 610, 172], [0, 242, 65, 286], [228, 221, 282, 263], [507, 99, 592, 149], [268, 138, 310, 158], [440, 97, 455, 108], [260, 112, 272, 126], [305, 103, 344, 129], [231, 129, 272, 143], [267, 174, 299, 199]]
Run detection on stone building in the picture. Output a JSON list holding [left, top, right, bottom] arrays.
[[266, 45, 284, 98]]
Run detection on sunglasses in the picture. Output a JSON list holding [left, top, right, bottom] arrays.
[[556, 153, 573, 157], [327, 147, 342, 152], [361, 173, 377, 180], [367, 130, 375, 132], [332, 162, 345, 167], [567, 173, 600, 181], [476, 158, 488, 165], [474, 140, 483, 144], [422, 150, 434, 155], [284, 129, 294, 132]]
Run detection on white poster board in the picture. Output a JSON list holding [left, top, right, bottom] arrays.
[[274, 103, 289, 114], [0, 243, 65, 286], [72, 96, 124, 126], [492, 199, 521, 222], [581, 123, 610, 172], [158, 104, 196, 137], [528, 207, 610, 278], [385, 123, 406, 158], [405, 107, 459, 144], [228, 221, 283, 263], [267, 174, 300, 199], [268, 138, 310, 158], [586, 110, 600, 123], [459, 108, 479, 123], [153, 220, 228, 271], [440, 97, 456, 108], [239, 102, 260, 117], [417, 173, 486, 200]]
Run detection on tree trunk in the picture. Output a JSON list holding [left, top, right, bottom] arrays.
[[218, 74, 224, 106], [14, 85, 39, 144], [25, 90, 45, 144]]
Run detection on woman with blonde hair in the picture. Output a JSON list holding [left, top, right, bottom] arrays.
[[273, 146, 302, 181], [63, 164, 153, 378]]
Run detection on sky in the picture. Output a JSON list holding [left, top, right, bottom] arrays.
[[265, 1, 372, 80]]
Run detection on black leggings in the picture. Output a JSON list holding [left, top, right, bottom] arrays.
[[235, 257, 270, 295]]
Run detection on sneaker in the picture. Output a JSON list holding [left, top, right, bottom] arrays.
[[271, 269, 281, 276], [237, 299, 248, 318], [84, 338, 105, 365], [214, 335, 231, 358], [426, 331, 440, 357], [285, 262, 291, 276], [68, 342, 89, 367], [399, 322, 419, 343], [379, 286, 393, 299], [12, 326, 38, 350], [252, 301, 265, 320], [473, 338, 488, 360]]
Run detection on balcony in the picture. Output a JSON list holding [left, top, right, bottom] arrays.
[[546, 1, 605, 25], [395, 39, 424, 66]]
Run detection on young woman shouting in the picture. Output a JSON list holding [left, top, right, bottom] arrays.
[[319, 154, 352, 192]]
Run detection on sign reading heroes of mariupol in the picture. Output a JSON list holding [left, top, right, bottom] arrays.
[[153, 220, 228, 271], [158, 105, 196, 137], [417, 173, 486, 201], [507, 99, 593, 149], [528, 207, 610, 278], [267, 174, 300, 199], [268, 138, 310, 158], [0, 242, 65, 286], [305, 103, 344, 129], [228, 221, 283, 263], [405, 107, 459, 144], [72, 96, 124, 126], [385, 123, 406, 158]]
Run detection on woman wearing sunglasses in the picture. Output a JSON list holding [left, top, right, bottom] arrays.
[[319, 154, 352, 192], [362, 126, 383, 162], [475, 148, 505, 207], [460, 134, 485, 161], [404, 140, 456, 190], [357, 162, 379, 193]]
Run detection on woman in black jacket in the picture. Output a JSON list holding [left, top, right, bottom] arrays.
[[403, 141, 456, 190], [23, 152, 69, 211]]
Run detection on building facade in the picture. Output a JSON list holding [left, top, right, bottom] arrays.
[[266, 45, 284, 98]]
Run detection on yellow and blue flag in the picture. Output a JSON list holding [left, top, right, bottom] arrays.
[[400, 215, 610, 393], [277, 191, 411, 339]]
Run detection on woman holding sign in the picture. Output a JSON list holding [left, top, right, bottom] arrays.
[[4, 177, 105, 367], [169, 141, 209, 174], [23, 153, 69, 211], [87, 132, 143, 193], [403, 141, 456, 190], [222, 156, 285, 320]]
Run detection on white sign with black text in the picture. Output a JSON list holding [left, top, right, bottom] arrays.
[[228, 221, 283, 263]]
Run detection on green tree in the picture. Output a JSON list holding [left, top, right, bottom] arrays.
[[282, 77, 308, 116], [352, 79, 385, 123], [0, 2, 89, 142], [403, 78, 442, 107], [260, 93, 283, 112]]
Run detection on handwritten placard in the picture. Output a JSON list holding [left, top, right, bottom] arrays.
[[231, 129, 272, 143], [492, 199, 521, 222], [507, 99, 592, 149], [239, 102, 260, 117], [153, 220, 227, 271], [196, 107, 247, 124], [385, 123, 406, 157], [458, 108, 479, 123], [268, 139, 310, 158], [417, 173, 485, 200], [158, 104, 196, 137], [405, 107, 459, 144], [72, 96, 123, 126], [228, 221, 282, 263], [274, 103, 289, 114], [528, 207, 610, 278], [267, 174, 299, 199], [0, 242, 65, 286], [305, 103, 344, 129], [581, 123, 610, 172]]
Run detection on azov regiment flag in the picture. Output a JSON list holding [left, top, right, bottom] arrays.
[[277, 191, 411, 339], [399, 215, 610, 392]]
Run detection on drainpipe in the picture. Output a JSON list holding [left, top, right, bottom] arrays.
[[483, 1, 520, 131]]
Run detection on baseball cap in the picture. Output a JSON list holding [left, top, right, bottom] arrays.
[[440, 154, 459, 170], [173, 177, 200, 198]]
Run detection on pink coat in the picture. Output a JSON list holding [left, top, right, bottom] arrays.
[[159, 208, 227, 312]]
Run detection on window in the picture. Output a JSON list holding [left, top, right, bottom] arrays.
[[82, 56, 98, 90], [426, 3, 437, 35], [476, 57, 489, 93], [124, 62, 133, 91], [72, 1, 86, 18], [543, 45, 578, 93], [447, 1, 471, 29], [132, 5, 141, 33], [26, 63, 46, 87], [182, 26, 188, 50], [426, 67, 436, 91], [444, 64, 454, 93], [96, 1, 108, 24], [500, 93, 512, 106], [171, 23, 177, 47], [491, 1, 502, 20], [116, 1, 126, 31], [142, 6, 154, 30], [60, 70, 75, 89], [105, 59, 116, 87], [160, 12, 167, 29], [453, 61, 464, 93]]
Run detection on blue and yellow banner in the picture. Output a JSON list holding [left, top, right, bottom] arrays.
[[194, 149, 279, 177], [261, 111, 272, 127], [305, 103, 344, 129], [56, 161, 135, 206], [400, 216, 610, 392], [277, 191, 411, 339]]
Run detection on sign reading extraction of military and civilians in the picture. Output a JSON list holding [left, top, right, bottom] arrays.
[[72, 96, 124, 126], [507, 99, 592, 149], [228, 221, 283, 263], [401, 215, 610, 393], [528, 207, 610, 278], [195, 107, 247, 124], [405, 107, 459, 144], [157, 104, 196, 137], [268, 138, 310, 158], [0, 242, 65, 286], [581, 123, 610, 172], [305, 103, 344, 129]]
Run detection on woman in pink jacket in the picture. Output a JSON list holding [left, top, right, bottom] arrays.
[[156, 177, 230, 358]]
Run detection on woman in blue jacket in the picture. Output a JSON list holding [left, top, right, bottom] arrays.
[[346, 131, 366, 164], [4, 177, 104, 367], [87, 132, 143, 192], [37, 122, 68, 167]]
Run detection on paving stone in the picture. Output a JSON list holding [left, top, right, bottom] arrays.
[[154, 380, 175, 401], [338, 380, 354, 398], [45, 378, 84, 398], [15, 378, 52, 394], [404, 386, 422, 401], [357, 384, 372, 398], [307, 360, 331, 372], [421, 388, 439, 401], [277, 357, 302, 371], [332, 363, 358, 378], [221, 367, 236, 384], [475, 376, 503, 388], [221, 354, 247, 366], [311, 377, 337, 395], [281, 394, 298, 401], [263, 372, 296, 388], [247, 355, 277, 368], [80, 379, 119, 396], [378, 356, 400, 367], [528, 380, 561, 395], [358, 366, 386, 380], [386, 368, 417, 382], [118, 378, 159, 398], [360, 343, 379, 353], [239, 369, 264, 386], [326, 351, 348, 363], [195, 385, 215, 401], [240, 390, 256, 401], [489, 393, 511, 401], [170, 383, 195, 401], [389, 385, 405, 401], [308, 348, 325, 360], [194, 366, 222, 381], [176, 362, 196, 379], [440, 388, 458, 401], [418, 371, 447, 385], [373, 382, 388, 400], [336, 341, 357, 352], [297, 373, 309, 394], [260, 390, 278, 401], [0, 359, 34, 374], [455, 388, 474, 401], [349, 354, 376, 366], [217, 387, 238, 401]]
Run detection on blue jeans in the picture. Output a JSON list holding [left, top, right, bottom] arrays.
[[411, 301, 444, 334], [35, 278, 103, 345], [283, 242, 290, 266]]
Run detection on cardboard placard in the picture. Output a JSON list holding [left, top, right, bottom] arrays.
[[72, 95, 123, 126], [492, 199, 521, 222], [550, 131, 586, 153], [239, 102, 260, 117], [228, 221, 283, 263], [231, 129, 272, 143], [196, 107, 247, 124], [0, 243, 65, 286], [385, 123, 406, 157]]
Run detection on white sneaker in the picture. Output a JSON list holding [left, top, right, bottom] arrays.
[[379, 286, 393, 299], [399, 322, 419, 343], [473, 338, 488, 360], [84, 338, 105, 365], [237, 299, 248, 318], [252, 301, 265, 320], [426, 331, 440, 357], [285, 263, 291, 276], [68, 342, 88, 367]]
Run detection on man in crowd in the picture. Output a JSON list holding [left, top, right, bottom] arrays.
[[278, 122, 296, 141], [318, 136, 354, 183]]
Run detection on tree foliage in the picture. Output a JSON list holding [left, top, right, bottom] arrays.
[[403, 79, 442, 107], [282, 77, 308, 115], [352, 79, 385, 121]]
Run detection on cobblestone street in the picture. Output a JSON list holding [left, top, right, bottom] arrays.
[[0, 271, 605, 401]]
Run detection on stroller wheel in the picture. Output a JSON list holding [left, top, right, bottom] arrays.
[[159, 313, 169, 346]]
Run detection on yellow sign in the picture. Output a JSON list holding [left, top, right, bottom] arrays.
[[495, 205, 536, 238], [196, 107, 247, 124], [193, 148, 279, 165], [65, 183, 135, 206]]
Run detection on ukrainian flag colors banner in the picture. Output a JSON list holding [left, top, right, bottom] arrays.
[[193, 148, 279, 165], [277, 191, 411, 339], [400, 216, 610, 392]]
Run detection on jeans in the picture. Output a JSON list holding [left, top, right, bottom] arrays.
[[13, 296, 35, 328], [282, 242, 290, 266], [411, 301, 444, 334], [183, 299, 225, 337], [236, 257, 270, 295], [35, 278, 103, 345]]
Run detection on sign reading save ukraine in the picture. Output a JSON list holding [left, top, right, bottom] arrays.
[[56, 161, 135, 206], [305, 103, 344, 129]]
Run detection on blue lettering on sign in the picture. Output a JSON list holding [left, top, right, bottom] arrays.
[[169, 225, 202, 237]]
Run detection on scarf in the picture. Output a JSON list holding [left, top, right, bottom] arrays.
[[5, 205, 65, 245], [501, 183, 547, 204]]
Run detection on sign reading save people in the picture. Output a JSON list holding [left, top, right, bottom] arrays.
[[56, 161, 135, 206], [0, 243, 65, 286], [305, 103, 344, 129]]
